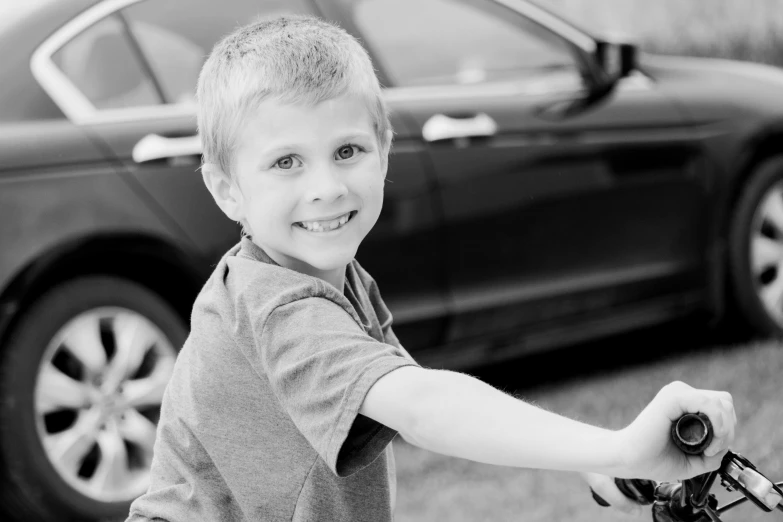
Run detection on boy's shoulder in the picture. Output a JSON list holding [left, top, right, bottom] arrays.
[[208, 237, 372, 329], [219, 238, 329, 314]]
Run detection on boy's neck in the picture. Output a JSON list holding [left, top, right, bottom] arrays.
[[319, 269, 347, 294], [248, 237, 347, 293]]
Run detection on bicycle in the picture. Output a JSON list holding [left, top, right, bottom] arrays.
[[591, 412, 783, 521]]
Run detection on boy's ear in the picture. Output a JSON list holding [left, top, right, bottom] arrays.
[[201, 163, 244, 222], [380, 129, 394, 178]]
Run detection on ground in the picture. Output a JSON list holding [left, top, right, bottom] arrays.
[[394, 321, 783, 522]]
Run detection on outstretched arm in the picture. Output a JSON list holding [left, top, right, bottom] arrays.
[[360, 367, 735, 481]]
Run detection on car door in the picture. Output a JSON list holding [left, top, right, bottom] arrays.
[[345, 0, 710, 354]]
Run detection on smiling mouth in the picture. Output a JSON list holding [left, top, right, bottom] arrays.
[[295, 211, 356, 233]]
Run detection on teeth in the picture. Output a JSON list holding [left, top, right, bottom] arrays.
[[298, 212, 352, 232]]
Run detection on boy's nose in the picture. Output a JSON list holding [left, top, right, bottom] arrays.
[[304, 165, 348, 203]]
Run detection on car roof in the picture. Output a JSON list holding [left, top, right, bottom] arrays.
[[0, 0, 98, 47]]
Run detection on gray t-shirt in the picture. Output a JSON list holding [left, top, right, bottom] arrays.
[[127, 237, 419, 521]]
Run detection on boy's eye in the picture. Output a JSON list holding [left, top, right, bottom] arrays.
[[336, 145, 360, 160], [275, 156, 300, 170]]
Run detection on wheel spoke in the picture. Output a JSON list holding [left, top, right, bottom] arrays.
[[89, 423, 129, 494], [43, 409, 101, 475], [122, 369, 171, 409], [119, 408, 158, 452], [36, 362, 95, 414], [103, 313, 158, 391], [760, 271, 783, 316], [62, 314, 107, 377], [752, 234, 783, 274], [762, 186, 783, 235]]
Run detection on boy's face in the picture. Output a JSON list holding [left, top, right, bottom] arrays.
[[220, 94, 390, 284]]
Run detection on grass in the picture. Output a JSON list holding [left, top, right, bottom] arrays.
[[542, 0, 783, 67], [392, 326, 783, 522]]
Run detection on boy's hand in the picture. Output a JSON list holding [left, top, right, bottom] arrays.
[[615, 381, 736, 481], [580, 472, 644, 517]]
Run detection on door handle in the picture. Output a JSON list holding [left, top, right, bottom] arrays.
[[132, 134, 201, 163], [422, 113, 497, 143]]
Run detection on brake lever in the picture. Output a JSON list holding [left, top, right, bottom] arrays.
[[663, 451, 783, 520], [717, 451, 783, 512], [666, 414, 783, 515]]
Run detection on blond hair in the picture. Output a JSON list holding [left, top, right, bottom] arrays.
[[197, 15, 391, 177]]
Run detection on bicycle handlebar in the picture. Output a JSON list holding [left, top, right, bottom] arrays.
[[590, 412, 783, 521]]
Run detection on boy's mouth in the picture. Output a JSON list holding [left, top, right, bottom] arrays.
[[294, 211, 356, 233]]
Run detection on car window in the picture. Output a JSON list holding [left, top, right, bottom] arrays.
[[351, 0, 581, 88], [51, 14, 161, 110], [121, 0, 317, 106]]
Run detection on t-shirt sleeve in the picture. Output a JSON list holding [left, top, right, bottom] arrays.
[[254, 296, 418, 477]]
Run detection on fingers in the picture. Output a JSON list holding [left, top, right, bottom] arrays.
[[699, 450, 727, 473], [698, 392, 735, 458], [662, 382, 736, 459], [714, 396, 735, 456], [583, 472, 643, 516]]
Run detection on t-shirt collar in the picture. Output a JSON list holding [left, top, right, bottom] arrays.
[[238, 236, 281, 267], [236, 236, 373, 332]]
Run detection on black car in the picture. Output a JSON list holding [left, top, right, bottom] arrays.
[[2, 0, 783, 520]]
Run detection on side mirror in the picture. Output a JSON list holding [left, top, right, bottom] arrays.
[[594, 40, 638, 84]]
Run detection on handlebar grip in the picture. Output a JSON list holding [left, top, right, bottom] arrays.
[[672, 412, 713, 455]]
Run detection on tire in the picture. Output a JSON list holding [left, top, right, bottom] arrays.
[[0, 276, 187, 522], [728, 156, 783, 337]]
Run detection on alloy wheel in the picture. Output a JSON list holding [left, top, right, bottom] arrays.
[[33, 307, 177, 502], [751, 182, 783, 328]]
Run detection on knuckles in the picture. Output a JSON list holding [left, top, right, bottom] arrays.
[[660, 380, 689, 397]]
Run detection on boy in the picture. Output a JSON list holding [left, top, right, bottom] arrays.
[[127, 15, 736, 522]]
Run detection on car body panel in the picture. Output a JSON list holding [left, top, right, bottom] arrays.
[[0, 156, 189, 300], [640, 55, 783, 197], [641, 55, 783, 296], [404, 76, 712, 346], [83, 115, 239, 261], [0, 120, 105, 172], [642, 55, 783, 123]]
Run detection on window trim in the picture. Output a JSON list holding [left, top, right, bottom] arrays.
[[30, 0, 195, 124], [384, 76, 586, 105], [495, 0, 595, 52], [349, 0, 599, 95]]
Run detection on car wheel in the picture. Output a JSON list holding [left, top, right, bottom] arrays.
[[729, 156, 783, 337], [0, 276, 185, 521]]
